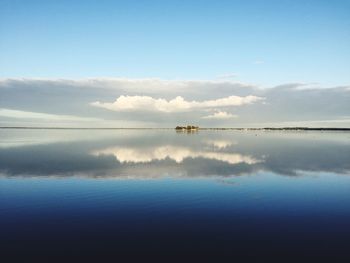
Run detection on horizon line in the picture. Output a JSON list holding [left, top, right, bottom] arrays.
[[1, 126, 350, 131]]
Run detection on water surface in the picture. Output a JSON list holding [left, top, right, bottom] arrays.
[[1, 129, 350, 261]]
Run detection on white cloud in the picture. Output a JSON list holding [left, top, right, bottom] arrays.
[[202, 111, 237, 119], [91, 95, 263, 113]]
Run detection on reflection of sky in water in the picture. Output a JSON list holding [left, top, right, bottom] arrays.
[[92, 145, 259, 164], [0, 129, 349, 178], [1, 129, 350, 260]]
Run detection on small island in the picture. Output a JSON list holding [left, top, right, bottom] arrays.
[[175, 125, 199, 131]]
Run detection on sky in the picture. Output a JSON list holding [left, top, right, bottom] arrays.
[[0, 0, 350, 127]]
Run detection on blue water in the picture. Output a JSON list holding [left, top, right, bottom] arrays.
[[0, 130, 350, 261]]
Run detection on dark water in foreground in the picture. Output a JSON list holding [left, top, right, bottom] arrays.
[[1, 129, 350, 261]]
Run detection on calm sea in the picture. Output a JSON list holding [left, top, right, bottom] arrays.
[[1, 129, 350, 261]]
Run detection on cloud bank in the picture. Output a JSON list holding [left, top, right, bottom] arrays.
[[91, 95, 262, 113], [0, 78, 349, 127]]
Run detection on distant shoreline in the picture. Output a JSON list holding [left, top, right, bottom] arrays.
[[1, 127, 350, 131]]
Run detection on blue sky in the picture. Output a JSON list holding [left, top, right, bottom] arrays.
[[1, 0, 350, 86], [0, 1, 350, 127]]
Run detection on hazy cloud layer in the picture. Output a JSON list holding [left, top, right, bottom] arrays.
[[0, 78, 349, 127], [0, 108, 101, 122]]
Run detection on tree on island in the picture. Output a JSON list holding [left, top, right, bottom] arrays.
[[175, 125, 199, 130]]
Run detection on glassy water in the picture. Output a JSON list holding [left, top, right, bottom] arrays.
[[1, 129, 350, 261]]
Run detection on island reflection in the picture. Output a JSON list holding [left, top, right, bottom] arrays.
[[0, 129, 349, 178]]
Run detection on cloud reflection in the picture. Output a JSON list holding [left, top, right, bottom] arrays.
[[0, 130, 349, 178], [92, 145, 259, 165], [204, 139, 236, 149]]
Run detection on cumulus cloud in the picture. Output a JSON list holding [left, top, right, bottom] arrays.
[[202, 111, 237, 119], [91, 95, 263, 113]]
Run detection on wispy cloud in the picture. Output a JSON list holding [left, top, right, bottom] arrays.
[[216, 73, 238, 79], [91, 95, 263, 113], [202, 111, 237, 119], [0, 108, 101, 122], [253, 60, 264, 64]]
